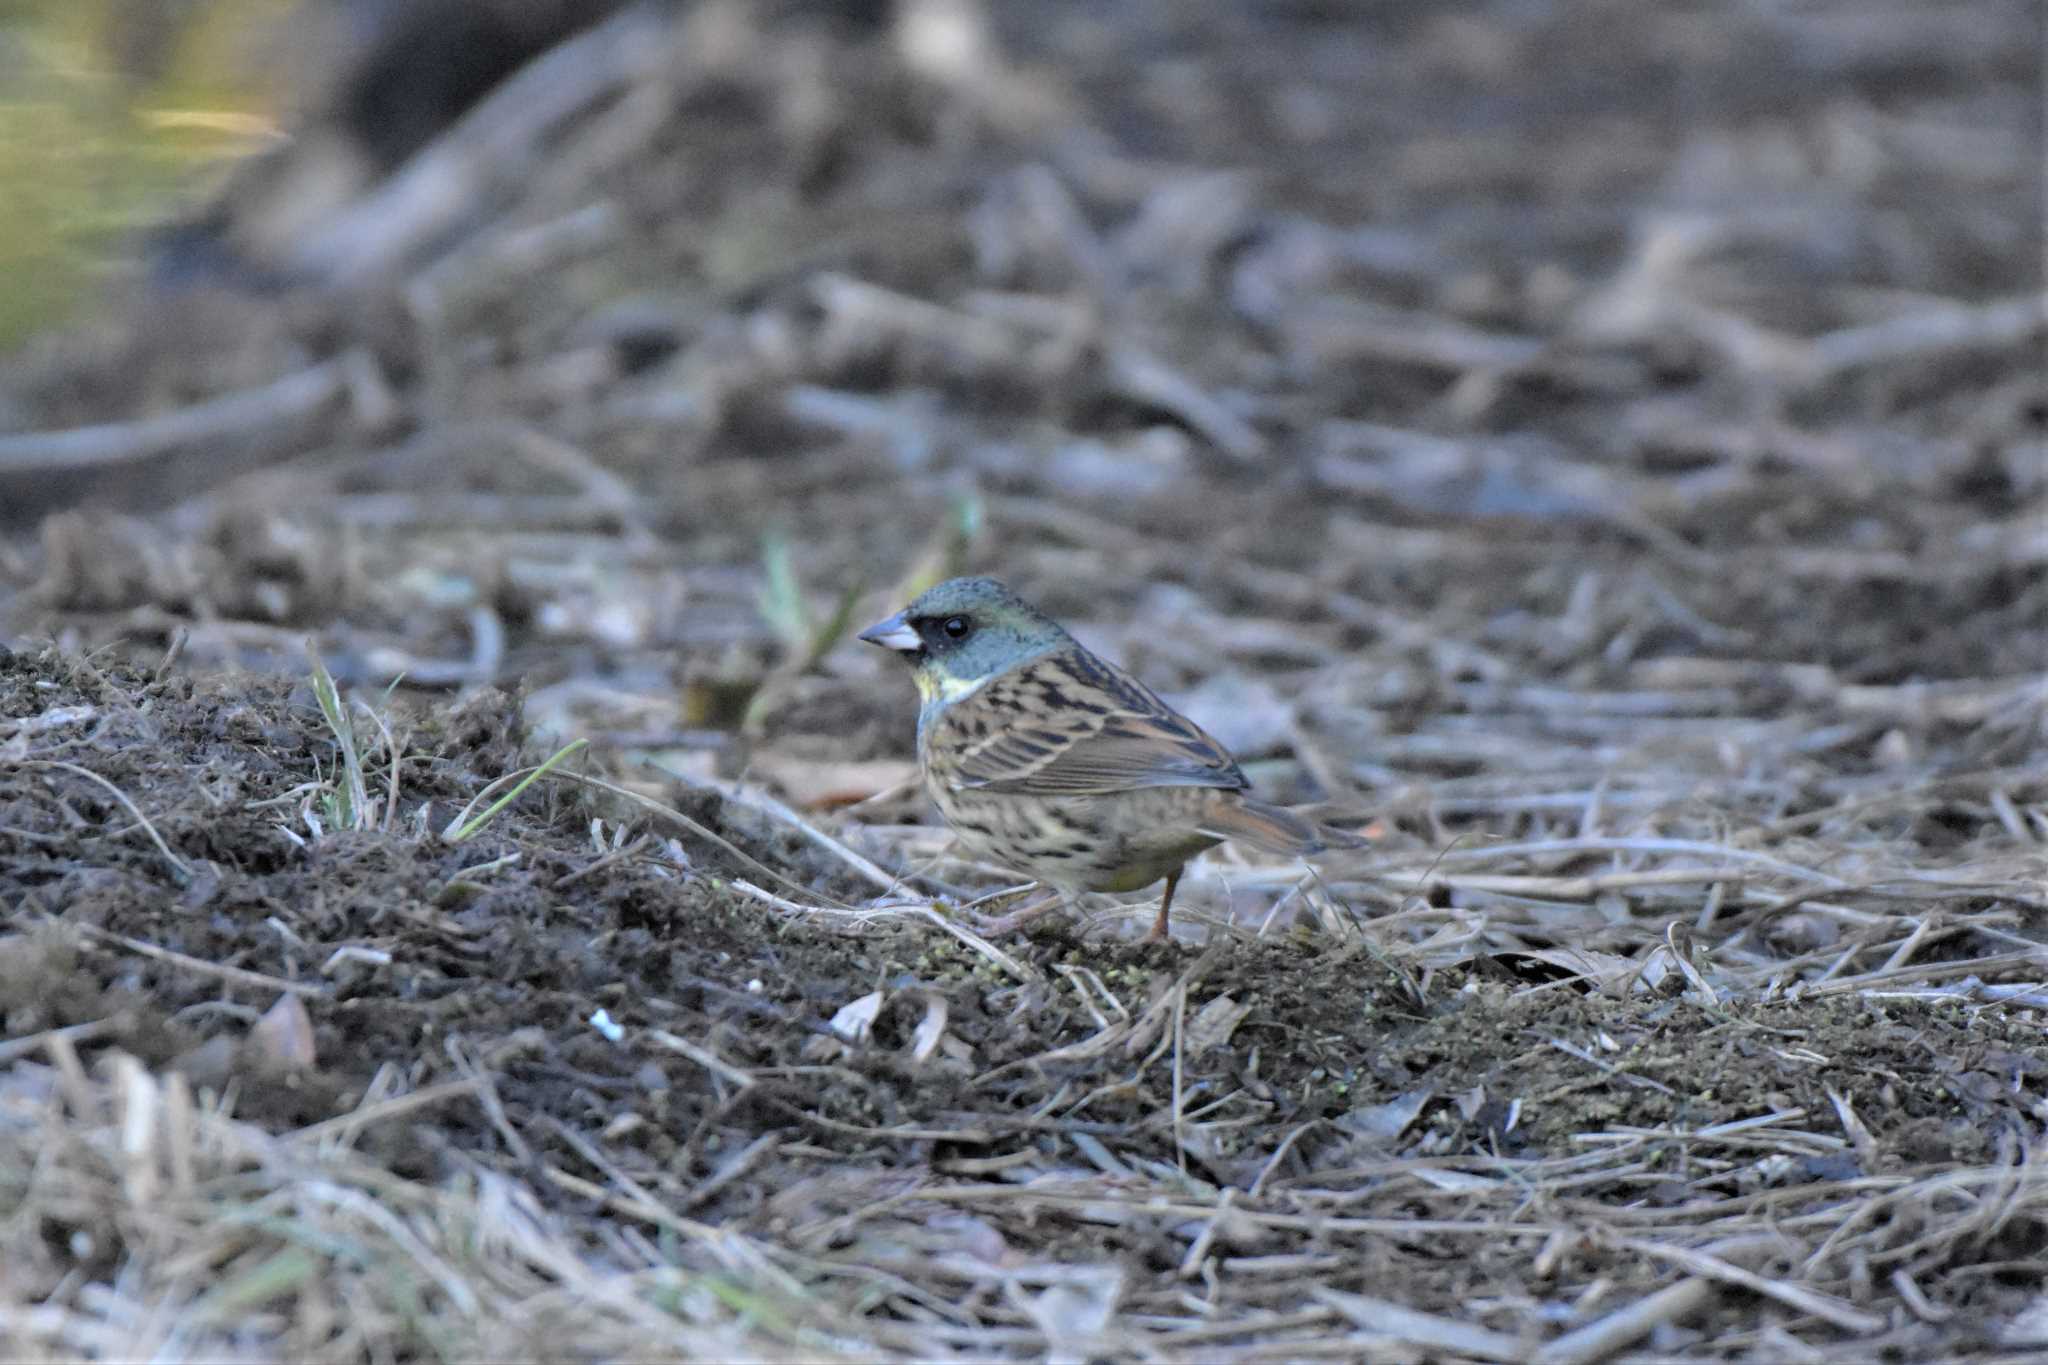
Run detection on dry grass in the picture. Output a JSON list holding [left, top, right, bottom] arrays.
[[0, 1048, 842, 1362], [4, 945, 2044, 1360]]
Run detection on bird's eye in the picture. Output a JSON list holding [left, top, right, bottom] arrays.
[[941, 616, 971, 640]]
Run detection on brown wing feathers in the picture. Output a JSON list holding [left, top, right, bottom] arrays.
[[1194, 796, 1328, 856], [948, 647, 1248, 796], [936, 641, 1366, 857]]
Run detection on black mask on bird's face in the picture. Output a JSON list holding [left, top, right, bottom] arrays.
[[857, 577, 1068, 687]]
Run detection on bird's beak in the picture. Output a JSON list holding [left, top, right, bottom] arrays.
[[857, 611, 921, 652]]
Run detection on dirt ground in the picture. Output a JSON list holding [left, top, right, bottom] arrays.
[[1, 1, 2044, 1360]]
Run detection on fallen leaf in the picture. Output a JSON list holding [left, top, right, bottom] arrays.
[[1185, 994, 1251, 1054], [910, 994, 949, 1063], [1337, 1088, 1433, 1143], [749, 753, 920, 809], [249, 993, 316, 1070], [828, 989, 885, 1044]]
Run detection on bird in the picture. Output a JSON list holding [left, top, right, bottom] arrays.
[[858, 576, 1355, 941]]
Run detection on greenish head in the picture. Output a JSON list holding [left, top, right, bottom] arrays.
[[858, 576, 1068, 707]]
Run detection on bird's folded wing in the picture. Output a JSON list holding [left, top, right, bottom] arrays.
[[950, 694, 1249, 796]]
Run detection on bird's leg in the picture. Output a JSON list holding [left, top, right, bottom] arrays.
[[1142, 868, 1183, 944]]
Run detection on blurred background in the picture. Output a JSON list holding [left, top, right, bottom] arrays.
[[0, 0, 2041, 796]]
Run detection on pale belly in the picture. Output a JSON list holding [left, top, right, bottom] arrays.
[[927, 778, 1221, 893]]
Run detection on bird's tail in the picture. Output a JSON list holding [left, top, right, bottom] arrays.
[[1199, 796, 1366, 858]]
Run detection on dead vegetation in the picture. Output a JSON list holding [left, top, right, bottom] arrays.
[[0, 0, 2044, 1359]]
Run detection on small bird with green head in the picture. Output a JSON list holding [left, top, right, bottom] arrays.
[[859, 576, 1354, 941]]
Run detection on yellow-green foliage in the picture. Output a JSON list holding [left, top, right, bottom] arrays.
[[0, 0, 284, 348]]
